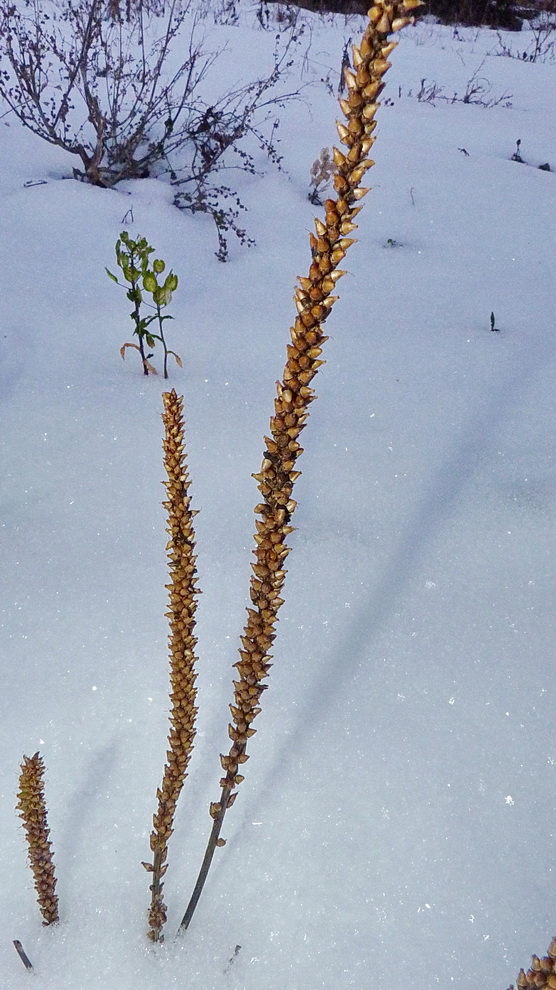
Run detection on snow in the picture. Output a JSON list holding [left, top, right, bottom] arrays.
[[1, 5, 555, 988]]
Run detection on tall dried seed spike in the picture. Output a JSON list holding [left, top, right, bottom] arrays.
[[17, 752, 59, 925], [178, 0, 418, 935], [147, 390, 200, 943]]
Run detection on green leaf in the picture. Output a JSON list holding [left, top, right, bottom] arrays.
[[105, 268, 118, 282], [153, 259, 165, 274], [164, 272, 178, 292], [143, 272, 158, 293]]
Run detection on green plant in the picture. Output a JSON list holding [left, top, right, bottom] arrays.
[[106, 232, 182, 378]]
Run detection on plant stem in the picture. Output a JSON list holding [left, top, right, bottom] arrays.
[[13, 941, 33, 971], [156, 305, 169, 379], [179, 784, 229, 931]]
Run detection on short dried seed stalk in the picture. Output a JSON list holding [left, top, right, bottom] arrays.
[[17, 752, 59, 925], [146, 389, 200, 942], [508, 938, 556, 990], [178, 0, 422, 933]]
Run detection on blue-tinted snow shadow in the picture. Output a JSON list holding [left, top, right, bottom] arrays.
[[57, 739, 121, 876], [244, 334, 548, 811]]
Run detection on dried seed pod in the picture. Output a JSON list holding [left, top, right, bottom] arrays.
[[336, 121, 351, 143], [392, 15, 412, 28], [333, 147, 347, 167], [381, 41, 398, 57], [375, 11, 391, 32]]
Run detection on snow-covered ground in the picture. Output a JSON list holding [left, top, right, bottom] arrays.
[[1, 5, 555, 988]]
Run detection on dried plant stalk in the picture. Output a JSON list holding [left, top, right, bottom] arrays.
[[146, 389, 200, 942], [178, 0, 422, 933], [17, 752, 59, 925], [508, 938, 556, 990]]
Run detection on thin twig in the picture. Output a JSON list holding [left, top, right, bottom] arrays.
[[13, 940, 34, 971]]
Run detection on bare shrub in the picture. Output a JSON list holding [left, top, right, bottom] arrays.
[[0, 0, 301, 255], [493, 4, 556, 60]]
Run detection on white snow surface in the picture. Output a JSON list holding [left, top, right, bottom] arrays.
[[1, 6, 555, 989]]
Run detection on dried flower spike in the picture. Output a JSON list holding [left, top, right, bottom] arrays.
[[17, 752, 59, 925], [146, 389, 200, 941], [177, 0, 420, 935], [507, 939, 556, 990]]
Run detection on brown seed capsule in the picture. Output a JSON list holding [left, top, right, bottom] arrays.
[[355, 65, 371, 88], [336, 121, 351, 143], [333, 147, 348, 167], [368, 4, 384, 22], [330, 247, 346, 265], [381, 41, 398, 57], [392, 16, 411, 29], [350, 161, 375, 185], [362, 80, 382, 100], [375, 11, 391, 31]]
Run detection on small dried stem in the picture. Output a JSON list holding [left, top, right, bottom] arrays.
[[146, 389, 200, 942], [17, 752, 59, 926], [178, 0, 422, 934], [13, 940, 34, 971]]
